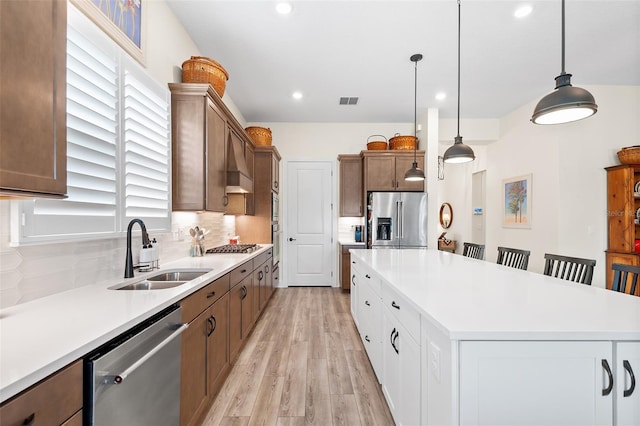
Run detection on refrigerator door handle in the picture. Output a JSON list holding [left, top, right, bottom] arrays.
[[395, 201, 400, 239], [398, 201, 404, 239]]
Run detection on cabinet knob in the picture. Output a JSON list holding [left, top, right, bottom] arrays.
[[391, 301, 400, 310], [206, 291, 216, 299]]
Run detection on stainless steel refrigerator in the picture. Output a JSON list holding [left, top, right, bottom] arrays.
[[367, 192, 428, 248]]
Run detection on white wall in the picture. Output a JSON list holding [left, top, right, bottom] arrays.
[[473, 85, 638, 288]]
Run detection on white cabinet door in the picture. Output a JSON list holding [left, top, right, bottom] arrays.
[[382, 307, 421, 425], [359, 281, 382, 382], [616, 341, 640, 426], [350, 258, 360, 329], [459, 341, 613, 426]]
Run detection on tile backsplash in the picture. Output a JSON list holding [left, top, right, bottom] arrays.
[[338, 217, 365, 243], [0, 202, 236, 309]]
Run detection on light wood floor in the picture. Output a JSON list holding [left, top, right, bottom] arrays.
[[201, 287, 395, 426]]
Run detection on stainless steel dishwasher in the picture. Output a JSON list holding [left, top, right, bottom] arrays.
[[85, 304, 187, 426]]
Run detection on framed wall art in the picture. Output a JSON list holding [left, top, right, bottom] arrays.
[[71, 0, 145, 64], [502, 174, 532, 228]]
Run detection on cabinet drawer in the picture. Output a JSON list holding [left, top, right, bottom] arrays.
[[382, 282, 420, 344], [230, 260, 253, 286], [181, 274, 230, 323], [361, 267, 381, 297], [0, 360, 83, 426], [253, 251, 269, 268]]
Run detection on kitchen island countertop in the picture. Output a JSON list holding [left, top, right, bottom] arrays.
[[350, 248, 640, 341], [0, 246, 272, 403]]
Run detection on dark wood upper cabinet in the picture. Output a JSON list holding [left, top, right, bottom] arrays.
[[0, 0, 67, 197], [169, 83, 231, 212], [362, 150, 425, 192], [338, 154, 363, 217]]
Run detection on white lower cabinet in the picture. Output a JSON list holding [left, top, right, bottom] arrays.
[[382, 302, 421, 426], [616, 342, 640, 425], [358, 280, 382, 382], [459, 340, 613, 425], [350, 264, 359, 329]]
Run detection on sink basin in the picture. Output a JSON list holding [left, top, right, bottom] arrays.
[[147, 269, 212, 282], [116, 280, 187, 290], [111, 268, 212, 290]]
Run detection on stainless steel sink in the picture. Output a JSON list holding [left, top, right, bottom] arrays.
[[112, 268, 212, 290], [116, 281, 188, 290], [147, 269, 212, 282]]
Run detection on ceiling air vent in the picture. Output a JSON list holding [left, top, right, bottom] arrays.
[[339, 97, 359, 105]]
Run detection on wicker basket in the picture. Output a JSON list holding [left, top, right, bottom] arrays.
[[366, 135, 388, 150], [181, 56, 229, 98], [389, 135, 417, 150], [617, 146, 640, 165], [245, 126, 272, 146]]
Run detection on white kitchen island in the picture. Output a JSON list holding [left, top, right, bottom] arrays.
[[349, 248, 640, 426]]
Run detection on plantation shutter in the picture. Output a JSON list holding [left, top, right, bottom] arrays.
[[21, 13, 119, 238], [15, 4, 170, 244], [122, 61, 171, 229]]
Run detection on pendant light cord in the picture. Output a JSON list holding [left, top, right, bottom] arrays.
[[414, 56, 418, 164], [561, 0, 565, 75], [457, 0, 461, 139]]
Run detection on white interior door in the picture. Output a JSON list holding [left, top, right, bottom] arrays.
[[286, 161, 333, 286]]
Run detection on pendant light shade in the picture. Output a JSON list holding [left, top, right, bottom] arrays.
[[443, 0, 475, 164], [444, 136, 475, 164], [404, 53, 425, 181], [531, 0, 597, 124]]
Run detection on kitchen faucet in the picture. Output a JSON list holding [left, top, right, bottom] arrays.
[[124, 218, 150, 278]]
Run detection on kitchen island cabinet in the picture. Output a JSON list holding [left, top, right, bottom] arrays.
[[350, 249, 640, 426], [0, 0, 67, 198]]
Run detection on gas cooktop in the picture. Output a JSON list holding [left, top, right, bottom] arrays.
[[206, 244, 259, 254]]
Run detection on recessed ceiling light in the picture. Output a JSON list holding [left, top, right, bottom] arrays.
[[435, 92, 446, 101], [514, 5, 532, 18], [276, 2, 293, 15], [292, 91, 303, 100]]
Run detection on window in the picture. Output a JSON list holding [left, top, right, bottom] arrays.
[[12, 3, 170, 244]]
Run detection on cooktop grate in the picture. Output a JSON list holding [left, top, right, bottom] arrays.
[[206, 244, 258, 254]]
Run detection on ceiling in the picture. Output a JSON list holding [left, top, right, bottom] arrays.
[[166, 0, 640, 123]]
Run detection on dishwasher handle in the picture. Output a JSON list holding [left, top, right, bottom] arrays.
[[113, 323, 188, 384]]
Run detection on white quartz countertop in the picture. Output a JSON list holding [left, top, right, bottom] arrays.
[[338, 240, 365, 246], [0, 246, 272, 403], [350, 248, 640, 341]]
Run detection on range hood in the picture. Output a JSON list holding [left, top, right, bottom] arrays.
[[226, 133, 253, 193]]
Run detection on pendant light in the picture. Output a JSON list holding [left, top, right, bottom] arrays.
[[443, 0, 475, 164], [531, 0, 597, 124], [404, 54, 425, 182]]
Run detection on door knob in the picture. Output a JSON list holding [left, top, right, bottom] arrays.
[[289, 237, 296, 241]]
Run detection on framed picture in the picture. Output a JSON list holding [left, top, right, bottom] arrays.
[[70, 0, 145, 65], [502, 174, 532, 228]]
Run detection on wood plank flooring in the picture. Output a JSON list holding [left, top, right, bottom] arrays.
[[201, 287, 395, 426]]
